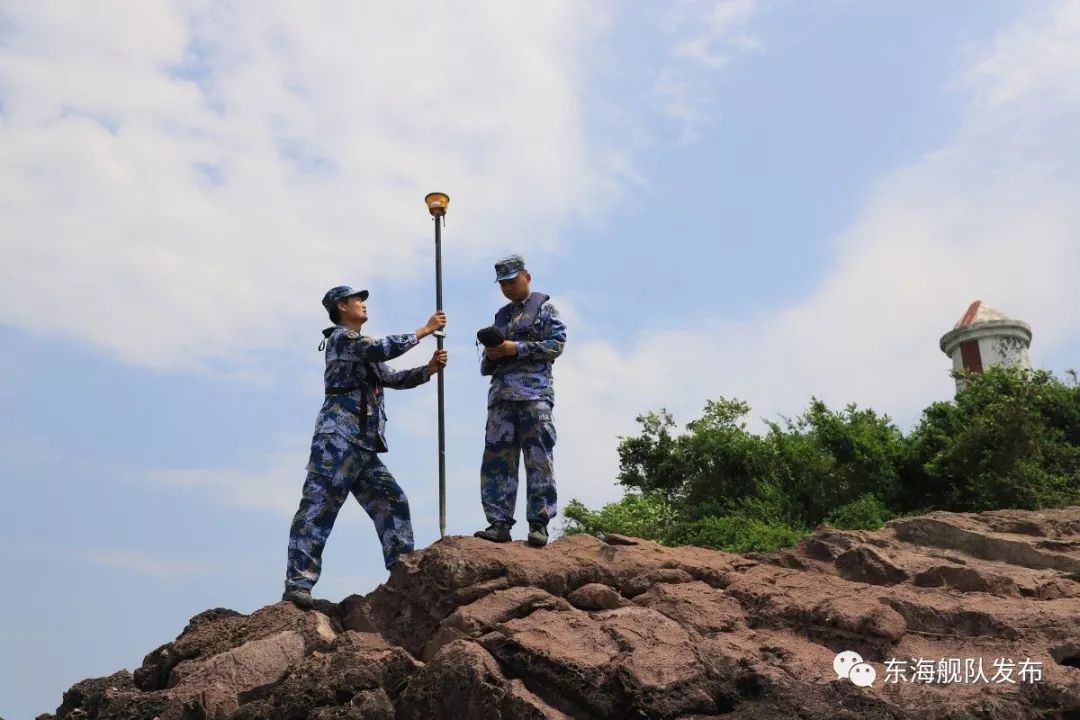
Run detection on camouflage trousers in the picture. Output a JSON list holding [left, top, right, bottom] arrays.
[[481, 399, 557, 528], [285, 434, 414, 590]]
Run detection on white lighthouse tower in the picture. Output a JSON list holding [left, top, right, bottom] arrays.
[[939, 300, 1032, 392]]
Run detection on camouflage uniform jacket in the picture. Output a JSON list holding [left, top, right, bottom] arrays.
[[480, 292, 566, 406], [313, 326, 430, 453]]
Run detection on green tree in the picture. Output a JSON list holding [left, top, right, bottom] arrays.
[[907, 367, 1080, 512], [768, 400, 907, 527], [564, 367, 1080, 554]]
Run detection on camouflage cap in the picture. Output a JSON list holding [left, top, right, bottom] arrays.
[[321, 285, 369, 311], [494, 254, 526, 282]]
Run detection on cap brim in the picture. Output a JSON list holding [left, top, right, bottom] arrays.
[[495, 272, 521, 282], [346, 289, 370, 300]]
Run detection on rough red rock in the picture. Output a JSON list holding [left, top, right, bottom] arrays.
[[38, 507, 1080, 719], [566, 582, 626, 610]]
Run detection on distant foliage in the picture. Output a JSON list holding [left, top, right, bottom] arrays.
[[562, 494, 678, 544], [562, 367, 1080, 553], [906, 368, 1080, 512], [561, 493, 806, 553], [826, 493, 895, 531]]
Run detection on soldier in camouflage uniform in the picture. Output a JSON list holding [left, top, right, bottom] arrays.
[[283, 285, 447, 609], [475, 255, 566, 547]]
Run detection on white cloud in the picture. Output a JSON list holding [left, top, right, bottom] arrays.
[[650, 69, 712, 145], [671, 0, 761, 69], [0, 1, 619, 371], [961, 1, 1080, 111], [149, 450, 305, 517], [650, 0, 763, 143], [557, 0, 1080, 510], [83, 548, 212, 580]]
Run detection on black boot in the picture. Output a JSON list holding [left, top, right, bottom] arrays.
[[282, 588, 313, 609], [474, 524, 511, 542], [527, 523, 548, 547]]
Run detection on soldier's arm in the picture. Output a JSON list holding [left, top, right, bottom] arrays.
[[515, 302, 566, 360], [374, 362, 431, 390], [337, 333, 419, 363], [335, 311, 443, 362]]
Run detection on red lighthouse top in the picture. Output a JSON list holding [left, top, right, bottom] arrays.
[[954, 299, 1010, 329]]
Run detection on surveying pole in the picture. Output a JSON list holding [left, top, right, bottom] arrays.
[[424, 192, 450, 538]]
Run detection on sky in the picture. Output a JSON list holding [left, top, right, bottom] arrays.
[[2, 1, 1080, 717]]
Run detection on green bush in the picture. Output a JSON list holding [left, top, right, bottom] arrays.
[[668, 514, 808, 553], [561, 494, 678, 544], [826, 493, 895, 531], [563, 367, 1080, 551], [907, 368, 1080, 512], [614, 395, 907, 529], [561, 493, 807, 553]]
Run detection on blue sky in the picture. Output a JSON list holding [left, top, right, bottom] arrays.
[[3, 2, 1080, 717]]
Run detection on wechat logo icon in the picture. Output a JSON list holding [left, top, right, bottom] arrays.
[[834, 650, 876, 687]]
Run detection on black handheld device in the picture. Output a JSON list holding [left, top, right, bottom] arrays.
[[476, 326, 505, 348]]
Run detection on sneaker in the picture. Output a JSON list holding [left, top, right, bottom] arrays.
[[527, 523, 548, 547], [282, 588, 313, 609], [474, 524, 511, 542]]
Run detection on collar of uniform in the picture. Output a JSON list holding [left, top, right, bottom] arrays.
[[323, 325, 362, 340]]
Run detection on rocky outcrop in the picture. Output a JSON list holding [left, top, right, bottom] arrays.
[[39, 507, 1080, 719]]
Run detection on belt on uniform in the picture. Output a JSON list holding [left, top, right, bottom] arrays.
[[325, 386, 363, 395], [325, 386, 380, 422]]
